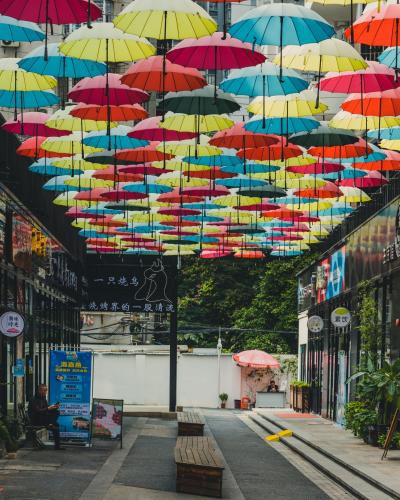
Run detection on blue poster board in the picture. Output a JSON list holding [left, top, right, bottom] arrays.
[[49, 351, 92, 442]]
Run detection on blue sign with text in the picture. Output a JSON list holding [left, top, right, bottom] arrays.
[[49, 351, 92, 442]]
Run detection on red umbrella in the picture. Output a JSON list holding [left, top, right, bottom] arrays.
[[294, 182, 342, 199], [210, 122, 279, 149], [235, 202, 279, 211], [121, 55, 206, 92], [70, 103, 148, 122], [128, 116, 197, 141], [120, 164, 172, 176], [338, 171, 388, 189], [0, 0, 101, 59], [160, 219, 199, 227], [17, 136, 69, 158], [115, 142, 174, 163], [167, 32, 265, 97], [159, 207, 200, 216], [232, 349, 280, 368], [74, 188, 112, 201], [182, 185, 229, 197], [186, 167, 236, 180], [353, 150, 400, 171], [68, 74, 149, 105], [342, 87, 400, 117], [157, 188, 204, 204], [287, 161, 343, 175], [100, 189, 149, 202], [200, 250, 232, 258], [308, 139, 373, 159], [2, 112, 69, 137], [234, 250, 264, 259], [319, 61, 397, 94], [92, 167, 144, 182], [237, 144, 303, 161], [262, 208, 304, 218]]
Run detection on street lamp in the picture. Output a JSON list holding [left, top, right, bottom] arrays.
[[217, 327, 222, 407]]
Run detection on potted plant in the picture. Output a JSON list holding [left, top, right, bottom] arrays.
[[219, 393, 228, 409], [290, 381, 310, 412]]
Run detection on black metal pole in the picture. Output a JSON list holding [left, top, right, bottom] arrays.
[[169, 259, 178, 412]]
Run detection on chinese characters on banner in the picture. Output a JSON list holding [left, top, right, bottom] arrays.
[[49, 351, 92, 442], [84, 258, 176, 313], [12, 214, 32, 273]]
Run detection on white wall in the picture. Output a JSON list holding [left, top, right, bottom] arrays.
[[91, 352, 242, 409], [298, 312, 309, 378]]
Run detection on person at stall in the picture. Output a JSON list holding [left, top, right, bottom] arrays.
[[267, 379, 279, 393], [29, 384, 63, 450]]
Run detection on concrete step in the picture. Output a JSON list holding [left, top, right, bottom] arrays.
[[249, 413, 395, 500]]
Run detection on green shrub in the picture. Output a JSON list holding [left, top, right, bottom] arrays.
[[344, 401, 377, 438], [291, 381, 310, 388]]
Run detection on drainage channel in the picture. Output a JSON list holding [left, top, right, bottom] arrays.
[[248, 413, 397, 500]]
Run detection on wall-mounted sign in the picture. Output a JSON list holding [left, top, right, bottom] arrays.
[[12, 359, 25, 377], [12, 214, 32, 273], [330, 307, 351, 328], [0, 311, 25, 337], [307, 315, 324, 333]]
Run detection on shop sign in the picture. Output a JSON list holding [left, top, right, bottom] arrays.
[[49, 351, 92, 442], [12, 214, 32, 273], [307, 315, 324, 333], [12, 359, 25, 377], [0, 311, 25, 337], [330, 307, 351, 328]]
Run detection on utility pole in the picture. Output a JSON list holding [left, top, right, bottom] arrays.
[[217, 327, 222, 407], [169, 257, 179, 412]]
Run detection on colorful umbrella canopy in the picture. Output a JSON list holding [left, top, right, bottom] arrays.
[[2, 112, 69, 136], [113, 0, 217, 39], [162, 86, 239, 115], [160, 114, 234, 133], [82, 125, 148, 150], [59, 22, 155, 63], [289, 126, 358, 148], [329, 110, 400, 131], [248, 92, 328, 117], [128, 116, 196, 141], [0, 58, 56, 91], [210, 122, 279, 149], [342, 87, 400, 117], [17, 136, 70, 158], [244, 116, 320, 135], [45, 106, 113, 132], [0, 14, 44, 42], [121, 55, 206, 92], [232, 349, 280, 368], [220, 62, 308, 97]]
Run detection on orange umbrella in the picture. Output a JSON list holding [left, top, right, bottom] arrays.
[[342, 88, 400, 116], [17, 136, 69, 158], [115, 142, 174, 163], [210, 121, 278, 149], [70, 103, 148, 122], [352, 150, 400, 171], [236, 143, 303, 161], [294, 182, 342, 199], [308, 139, 372, 159]]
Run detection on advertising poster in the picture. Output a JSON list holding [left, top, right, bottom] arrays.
[[0, 194, 6, 259], [316, 258, 329, 303], [92, 398, 123, 448], [49, 351, 92, 442], [12, 214, 32, 273], [326, 246, 346, 300]]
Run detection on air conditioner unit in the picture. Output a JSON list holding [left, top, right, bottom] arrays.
[[1, 40, 20, 48]]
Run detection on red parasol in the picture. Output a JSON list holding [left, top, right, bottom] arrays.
[[338, 171, 388, 189], [308, 139, 373, 159], [232, 349, 280, 368], [341, 87, 400, 117], [2, 112, 69, 137], [352, 150, 400, 171], [17, 136, 69, 158], [70, 103, 148, 122], [236, 143, 303, 161], [114, 142, 174, 163], [128, 116, 197, 141], [92, 167, 144, 182], [210, 122, 279, 149]]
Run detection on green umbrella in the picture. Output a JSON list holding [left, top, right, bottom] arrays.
[[238, 184, 287, 198], [289, 126, 358, 148]]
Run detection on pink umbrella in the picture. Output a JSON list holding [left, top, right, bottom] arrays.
[[319, 61, 398, 94], [338, 171, 388, 189], [200, 250, 232, 258], [118, 164, 172, 177], [158, 207, 201, 216], [2, 112, 69, 137], [128, 116, 197, 141], [157, 188, 204, 204], [287, 161, 344, 175], [68, 74, 149, 106], [232, 350, 280, 368], [167, 32, 265, 97], [182, 185, 229, 197]]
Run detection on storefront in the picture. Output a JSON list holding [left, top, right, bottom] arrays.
[[0, 183, 83, 415], [298, 192, 400, 422]]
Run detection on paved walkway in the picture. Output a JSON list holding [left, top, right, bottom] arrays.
[[255, 408, 400, 496], [0, 411, 369, 499]]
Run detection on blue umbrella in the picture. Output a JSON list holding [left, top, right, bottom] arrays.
[[368, 127, 400, 141], [18, 43, 107, 78], [0, 15, 44, 42], [185, 235, 220, 243], [229, 3, 334, 78], [182, 154, 243, 167], [271, 249, 303, 257], [120, 224, 175, 233], [215, 176, 267, 188], [244, 116, 319, 135], [83, 126, 148, 150], [82, 206, 124, 216], [310, 205, 354, 217], [182, 202, 223, 210], [220, 63, 308, 97], [78, 229, 109, 238], [29, 162, 79, 176], [378, 47, 400, 70], [123, 183, 172, 195], [314, 167, 367, 181], [182, 215, 224, 223], [221, 163, 280, 175], [0, 89, 59, 108]]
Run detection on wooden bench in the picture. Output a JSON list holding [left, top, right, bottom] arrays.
[[175, 436, 224, 498], [18, 403, 47, 449], [177, 411, 205, 436]]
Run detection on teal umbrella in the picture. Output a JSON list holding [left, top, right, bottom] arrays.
[[0, 14, 44, 41]]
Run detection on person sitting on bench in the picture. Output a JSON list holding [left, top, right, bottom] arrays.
[[28, 384, 63, 450]]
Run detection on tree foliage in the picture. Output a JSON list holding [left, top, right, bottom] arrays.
[[177, 254, 316, 353]]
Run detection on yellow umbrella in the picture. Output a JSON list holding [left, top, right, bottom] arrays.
[[64, 171, 114, 188], [248, 91, 328, 117], [59, 22, 155, 63], [0, 58, 57, 90], [211, 195, 262, 207], [275, 39, 367, 73], [329, 110, 400, 131], [161, 114, 234, 133], [252, 170, 302, 181], [41, 132, 101, 156], [275, 176, 327, 189], [338, 186, 371, 203], [46, 107, 115, 132], [379, 139, 400, 151], [152, 160, 210, 172], [155, 171, 209, 188], [113, 0, 217, 40], [265, 155, 317, 167], [52, 156, 109, 171], [53, 191, 90, 207], [157, 135, 222, 157], [286, 201, 333, 212]]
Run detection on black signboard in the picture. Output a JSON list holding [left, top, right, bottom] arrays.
[[83, 257, 177, 313]]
